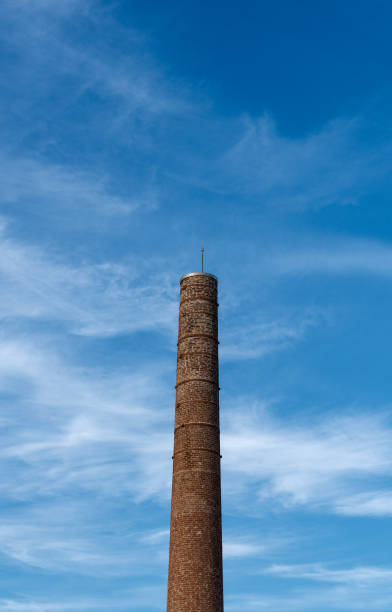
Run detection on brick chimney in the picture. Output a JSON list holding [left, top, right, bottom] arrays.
[[167, 272, 224, 611]]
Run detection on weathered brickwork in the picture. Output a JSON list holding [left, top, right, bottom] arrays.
[[167, 272, 224, 612]]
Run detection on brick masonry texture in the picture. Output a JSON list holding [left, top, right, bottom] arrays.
[[167, 273, 224, 612]]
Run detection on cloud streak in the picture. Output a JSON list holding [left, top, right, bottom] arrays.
[[0, 154, 152, 217], [0, 219, 177, 337], [217, 115, 392, 210], [220, 309, 320, 360], [265, 563, 392, 584], [2, 0, 186, 121], [0, 335, 173, 502], [270, 237, 392, 278], [222, 402, 392, 516]]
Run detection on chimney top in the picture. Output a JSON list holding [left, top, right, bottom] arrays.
[[180, 272, 218, 283]]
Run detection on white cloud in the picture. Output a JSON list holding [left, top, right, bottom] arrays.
[[220, 310, 320, 360], [222, 403, 392, 516], [226, 585, 392, 612], [265, 563, 392, 584], [0, 510, 170, 577], [140, 529, 170, 545], [224, 564, 392, 612], [0, 588, 164, 611], [271, 237, 392, 278], [0, 601, 92, 612], [223, 540, 261, 559], [0, 220, 177, 336], [0, 334, 173, 576], [0, 154, 153, 216], [2, 0, 187, 124], [218, 115, 392, 210], [336, 491, 392, 517], [0, 521, 107, 572], [223, 534, 288, 559], [226, 563, 392, 610], [0, 329, 174, 512]]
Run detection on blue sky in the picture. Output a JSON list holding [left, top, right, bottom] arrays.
[[1, 0, 392, 610]]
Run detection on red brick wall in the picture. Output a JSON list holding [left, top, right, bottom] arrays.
[[167, 273, 224, 612]]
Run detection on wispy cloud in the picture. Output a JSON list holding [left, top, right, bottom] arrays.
[[0, 335, 173, 503], [0, 587, 164, 611], [0, 601, 96, 612], [0, 520, 111, 573], [217, 115, 392, 210], [0, 154, 155, 217], [223, 540, 261, 559], [1, 0, 188, 143], [270, 236, 392, 278], [226, 584, 392, 612], [222, 402, 392, 516], [265, 563, 392, 584], [336, 491, 392, 517], [220, 309, 320, 360], [0, 509, 170, 577], [223, 534, 289, 559], [0, 332, 173, 577], [223, 564, 392, 612], [0, 219, 177, 336]]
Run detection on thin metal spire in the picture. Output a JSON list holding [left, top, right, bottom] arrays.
[[201, 244, 204, 273]]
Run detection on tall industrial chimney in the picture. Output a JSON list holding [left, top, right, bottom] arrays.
[[167, 272, 224, 611]]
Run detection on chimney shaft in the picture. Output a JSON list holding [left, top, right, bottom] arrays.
[[167, 272, 224, 611]]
